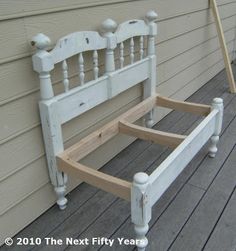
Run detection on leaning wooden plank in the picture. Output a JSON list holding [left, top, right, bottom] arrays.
[[149, 110, 217, 205], [210, 0, 236, 93], [64, 95, 157, 161], [57, 156, 131, 201], [156, 95, 211, 116], [119, 120, 186, 148]]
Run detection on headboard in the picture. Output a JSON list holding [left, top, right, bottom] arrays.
[[31, 10, 158, 188]]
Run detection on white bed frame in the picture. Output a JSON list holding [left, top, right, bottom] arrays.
[[31, 11, 223, 250]]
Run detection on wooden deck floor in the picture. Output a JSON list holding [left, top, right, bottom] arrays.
[[2, 65, 236, 251]]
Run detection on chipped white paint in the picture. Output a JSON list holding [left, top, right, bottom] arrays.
[[131, 172, 151, 251], [101, 18, 117, 74], [144, 10, 158, 128], [62, 60, 69, 92], [208, 98, 224, 157], [93, 50, 99, 79], [130, 37, 134, 64], [119, 42, 124, 68], [79, 53, 85, 85], [32, 10, 223, 250], [140, 36, 144, 60]]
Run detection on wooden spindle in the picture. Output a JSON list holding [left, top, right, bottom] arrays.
[[140, 36, 144, 60], [120, 42, 124, 68], [62, 60, 69, 92], [130, 37, 134, 64], [93, 50, 99, 79], [79, 52, 85, 85]]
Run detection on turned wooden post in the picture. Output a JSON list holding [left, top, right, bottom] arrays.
[[31, 33, 54, 100], [144, 10, 158, 128], [101, 18, 117, 98], [131, 172, 151, 251], [31, 33, 68, 210], [101, 18, 117, 73], [209, 98, 224, 158]]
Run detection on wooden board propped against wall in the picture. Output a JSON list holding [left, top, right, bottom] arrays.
[[210, 0, 236, 93]]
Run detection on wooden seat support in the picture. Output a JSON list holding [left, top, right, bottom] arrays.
[[57, 156, 131, 201], [57, 94, 212, 201], [119, 120, 186, 148], [156, 96, 211, 116]]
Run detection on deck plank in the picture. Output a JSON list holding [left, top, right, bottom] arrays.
[[203, 187, 236, 251], [168, 145, 236, 251]]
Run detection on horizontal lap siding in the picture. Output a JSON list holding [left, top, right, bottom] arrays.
[[0, 0, 236, 245]]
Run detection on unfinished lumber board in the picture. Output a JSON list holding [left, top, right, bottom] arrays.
[[157, 95, 211, 116], [57, 157, 131, 201], [210, 0, 236, 93], [119, 120, 186, 148]]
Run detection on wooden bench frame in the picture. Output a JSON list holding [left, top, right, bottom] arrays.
[[31, 11, 223, 251]]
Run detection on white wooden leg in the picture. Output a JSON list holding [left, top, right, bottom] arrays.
[[209, 98, 223, 158], [134, 224, 149, 251], [54, 184, 68, 210], [131, 172, 151, 251], [209, 135, 219, 158], [145, 110, 154, 128]]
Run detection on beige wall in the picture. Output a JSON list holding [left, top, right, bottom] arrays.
[[0, 0, 236, 245]]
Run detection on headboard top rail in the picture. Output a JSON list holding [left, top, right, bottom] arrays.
[[31, 10, 158, 123]]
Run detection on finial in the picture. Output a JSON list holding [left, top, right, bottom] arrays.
[[212, 97, 223, 104], [133, 172, 149, 185], [146, 10, 158, 23], [101, 18, 117, 34], [31, 33, 51, 50]]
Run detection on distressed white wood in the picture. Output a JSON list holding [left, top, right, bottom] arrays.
[[32, 33, 67, 210], [93, 50, 99, 79], [131, 172, 151, 251], [55, 59, 149, 124], [31, 33, 54, 100], [101, 18, 117, 74], [144, 10, 158, 128], [79, 53, 85, 85], [119, 42, 124, 68], [32, 10, 224, 250], [208, 98, 224, 157], [50, 31, 107, 64], [39, 101, 68, 209], [62, 60, 69, 92], [56, 76, 109, 124], [149, 109, 218, 205], [130, 37, 134, 64], [140, 36, 144, 60], [115, 19, 149, 44], [108, 58, 149, 97]]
